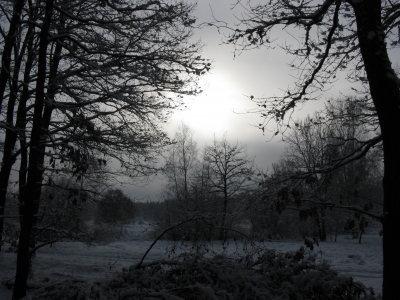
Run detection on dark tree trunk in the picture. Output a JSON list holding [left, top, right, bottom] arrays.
[[30, 18, 63, 254], [0, 0, 26, 113], [219, 188, 228, 241], [0, 0, 27, 247], [313, 208, 323, 240], [334, 212, 340, 242], [351, 1, 400, 299], [0, 18, 35, 253], [12, 0, 54, 298], [319, 208, 327, 241], [0, 52, 21, 253], [16, 24, 36, 228]]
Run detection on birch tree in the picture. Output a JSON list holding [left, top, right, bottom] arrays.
[[161, 124, 218, 241]]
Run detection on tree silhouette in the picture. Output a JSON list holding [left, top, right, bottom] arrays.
[[218, 1, 398, 298], [0, 0, 209, 298], [204, 134, 254, 240]]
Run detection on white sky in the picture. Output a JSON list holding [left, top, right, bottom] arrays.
[[124, 1, 390, 201]]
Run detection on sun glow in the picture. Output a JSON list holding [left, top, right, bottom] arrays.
[[170, 72, 246, 137]]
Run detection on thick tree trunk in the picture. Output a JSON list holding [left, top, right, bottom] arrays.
[[30, 19, 63, 254], [0, 0, 26, 247], [12, 0, 54, 298], [0, 19, 35, 252], [352, 1, 400, 299], [0, 95, 19, 253], [0, 57, 21, 253], [16, 26, 36, 229], [313, 208, 324, 240]]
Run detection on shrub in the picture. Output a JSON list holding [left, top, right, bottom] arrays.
[[31, 246, 377, 300], [96, 189, 136, 225]]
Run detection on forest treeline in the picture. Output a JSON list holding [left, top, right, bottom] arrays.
[[136, 97, 383, 243]]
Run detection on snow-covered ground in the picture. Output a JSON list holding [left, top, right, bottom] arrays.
[[0, 225, 383, 299]]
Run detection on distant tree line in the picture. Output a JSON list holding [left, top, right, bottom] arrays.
[[148, 100, 382, 243]]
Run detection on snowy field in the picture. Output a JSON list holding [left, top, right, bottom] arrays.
[[0, 225, 383, 299]]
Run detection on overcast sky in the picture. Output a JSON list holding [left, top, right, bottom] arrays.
[[123, 1, 372, 201]]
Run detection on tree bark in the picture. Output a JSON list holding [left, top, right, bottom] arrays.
[[0, 0, 26, 113], [0, 18, 36, 253], [351, 1, 400, 299], [12, 0, 54, 298], [16, 22, 37, 229], [0, 44, 22, 253]]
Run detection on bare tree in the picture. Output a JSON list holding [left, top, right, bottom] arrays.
[[204, 134, 254, 240], [163, 123, 199, 217], [0, 0, 209, 298], [0, 0, 26, 112], [218, 1, 397, 297], [0, 0, 39, 253], [268, 101, 382, 241], [161, 124, 219, 241]]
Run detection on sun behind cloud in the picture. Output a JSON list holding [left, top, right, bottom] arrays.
[[170, 72, 246, 137]]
